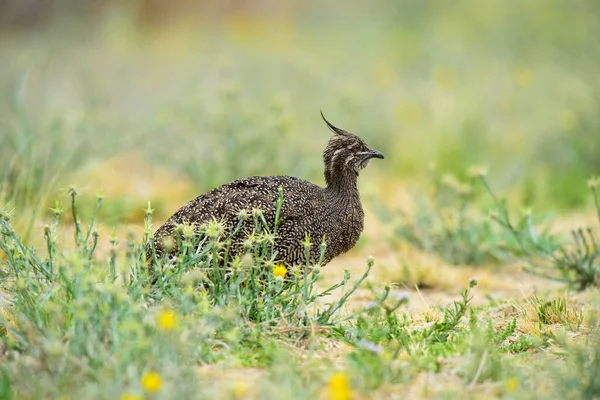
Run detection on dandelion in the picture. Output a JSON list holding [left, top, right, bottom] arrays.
[[328, 372, 351, 400], [156, 309, 177, 331], [505, 376, 519, 391], [273, 265, 287, 279], [141, 371, 162, 393], [120, 392, 143, 400]]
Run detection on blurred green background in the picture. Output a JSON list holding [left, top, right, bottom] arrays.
[[1, 0, 599, 229]]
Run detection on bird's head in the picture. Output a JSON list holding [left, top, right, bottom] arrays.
[[321, 111, 384, 187]]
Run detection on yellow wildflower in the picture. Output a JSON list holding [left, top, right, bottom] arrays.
[[141, 371, 162, 393], [120, 392, 143, 400], [273, 265, 287, 279], [232, 381, 248, 398], [328, 372, 351, 400], [156, 309, 177, 331], [505, 376, 519, 391]]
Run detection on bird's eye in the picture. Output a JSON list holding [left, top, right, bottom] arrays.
[[352, 144, 360, 151]]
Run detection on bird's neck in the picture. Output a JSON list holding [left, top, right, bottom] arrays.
[[325, 172, 360, 201]]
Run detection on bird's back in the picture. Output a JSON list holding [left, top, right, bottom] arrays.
[[150, 175, 332, 265]]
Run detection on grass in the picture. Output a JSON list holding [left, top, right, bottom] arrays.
[[1, 1, 600, 398], [479, 174, 600, 290], [2, 189, 598, 398], [383, 169, 511, 266], [387, 169, 600, 290]]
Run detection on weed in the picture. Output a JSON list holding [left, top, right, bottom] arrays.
[[0, 188, 375, 398], [514, 295, 584, 334], [386, 170, 507, 266], [552, 332, 600, 399], [480, 175, 600, 290]]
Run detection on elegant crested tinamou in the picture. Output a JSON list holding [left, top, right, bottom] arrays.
[[147, 112, 384, 269]]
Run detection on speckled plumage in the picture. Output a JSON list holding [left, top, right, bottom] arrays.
[[148, 113, 384, 267]]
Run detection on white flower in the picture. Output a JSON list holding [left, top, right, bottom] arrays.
[[359, 339, 383, 354], [396, 291, 411, 303]]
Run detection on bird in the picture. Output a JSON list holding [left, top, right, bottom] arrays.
[[147, 111, 384, 270]]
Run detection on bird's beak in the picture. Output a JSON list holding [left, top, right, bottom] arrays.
[[366, 149, 385, 160]]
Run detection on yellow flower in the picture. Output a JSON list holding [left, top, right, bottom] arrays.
[[141, 371, 162, 393], [505, 376, 519, 391], [120, 392, 143, 400], [232, 381, 248, 398], [156, 309, 177, 331], [273, 265, 287, 279], [328, 372, 351, 400]]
